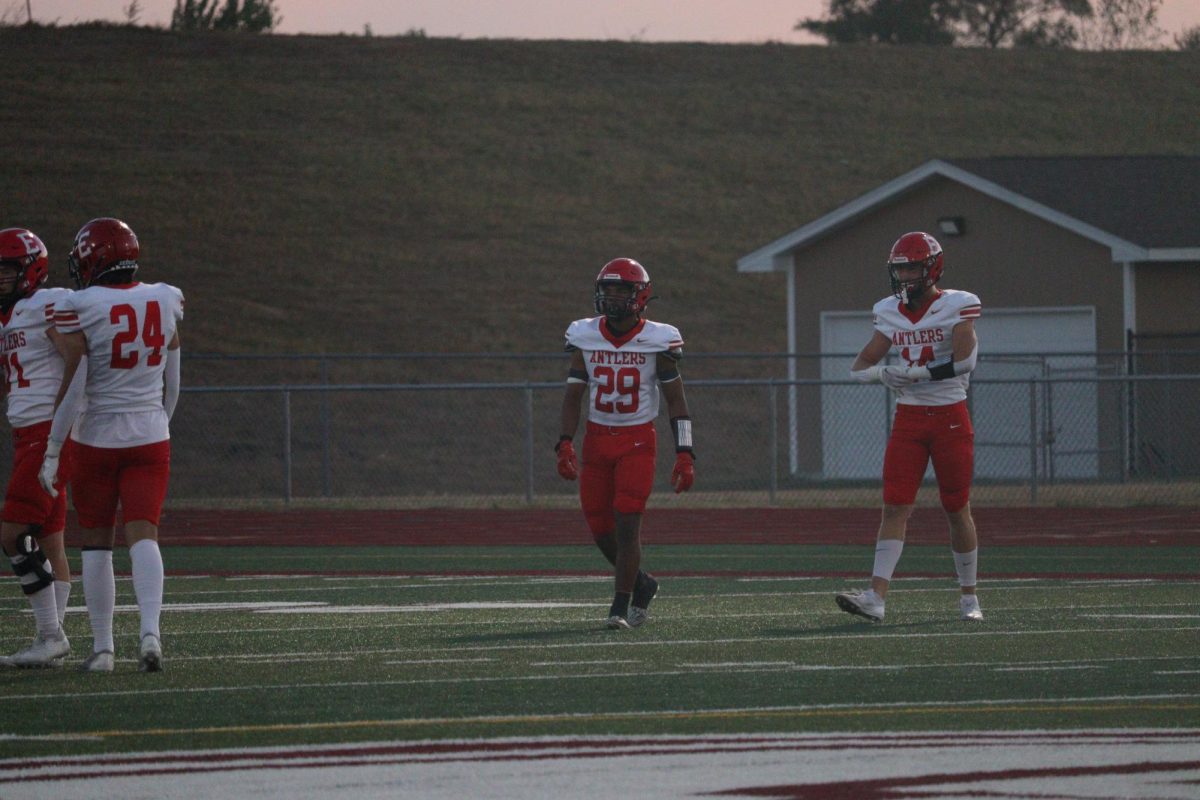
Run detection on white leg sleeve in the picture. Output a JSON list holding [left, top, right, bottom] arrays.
[[82, 549, 116, 654], [953, 548, 978, 588], [871, 539, 905, 582]]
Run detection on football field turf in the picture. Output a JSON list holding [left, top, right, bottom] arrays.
[[1, 542, 1196, 768]]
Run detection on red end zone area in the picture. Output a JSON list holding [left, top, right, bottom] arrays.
[[87, 506, 1200, 548]]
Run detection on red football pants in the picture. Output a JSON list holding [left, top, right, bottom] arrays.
[[3, 421, 73, 534], [882, 401, 974, 512], [579, 421, 656, 537], [71, 439, 172, 528]]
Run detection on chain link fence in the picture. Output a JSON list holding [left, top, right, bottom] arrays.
[[171, 374, 1200, 507], [6, 354, 1197, 507]]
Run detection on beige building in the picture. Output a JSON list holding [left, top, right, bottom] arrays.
[[738, 157, 1200, 481]]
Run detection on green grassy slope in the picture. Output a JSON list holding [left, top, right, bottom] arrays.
[[4, 28, 1199, 358]]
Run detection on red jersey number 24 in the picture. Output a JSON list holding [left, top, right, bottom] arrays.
[[110, 301, 165, 370]]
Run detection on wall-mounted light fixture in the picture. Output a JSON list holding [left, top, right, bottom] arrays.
[[937, 216, 965, 237]]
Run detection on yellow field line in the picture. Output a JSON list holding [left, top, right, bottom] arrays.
[[83, 702, 1200, 739]]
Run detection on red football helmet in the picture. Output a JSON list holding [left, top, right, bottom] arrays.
[[0, 228, 49, 307], [593, 258, 654, 319], [888, 231, 943, 301], [68, 218, 140, 288]]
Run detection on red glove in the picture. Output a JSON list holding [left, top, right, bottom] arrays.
[[671, 451, 695, 493], [556, 438, 578, 480]]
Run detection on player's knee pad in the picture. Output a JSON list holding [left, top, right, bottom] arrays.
[[10, 531, 54, 595], [939, 488, 970, 513]]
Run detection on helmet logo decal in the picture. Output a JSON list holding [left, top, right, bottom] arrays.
[[15, 232, 40, 255]]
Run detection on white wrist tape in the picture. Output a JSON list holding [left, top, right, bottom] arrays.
[[850, 365, 882, 384]]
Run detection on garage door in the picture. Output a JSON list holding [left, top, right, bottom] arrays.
[[818, 306, 1098, 480]]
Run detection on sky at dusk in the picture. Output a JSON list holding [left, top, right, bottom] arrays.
[[26, 0, 1200, 44]]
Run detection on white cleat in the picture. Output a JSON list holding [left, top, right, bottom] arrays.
[[627, 607, 649, 628], [10, 628, 70, 668], [835, 590, 885, 622], [606, 615, 632, 630], [960, 594, 984, 621], [139, 633, 164, 672], [79, 650, 115, 673]]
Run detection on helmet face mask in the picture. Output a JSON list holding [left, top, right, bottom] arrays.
[[593, 258, 653, 321], [888, 231, 943, 303], [68, 218, 140, 289], [0, 228, 49, 311]]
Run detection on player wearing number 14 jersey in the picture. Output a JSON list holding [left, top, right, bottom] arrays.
[[836, 232, 984, 624], [40, 218, 184, 673], [557, 258, 694, 630]]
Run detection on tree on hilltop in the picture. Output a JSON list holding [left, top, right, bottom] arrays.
[[171, 0, 281, 33], [798, 0, 1166, 48]]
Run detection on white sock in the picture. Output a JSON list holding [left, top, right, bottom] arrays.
[[130, 539, 164, 640], [10, 553, 59, 636], [953, 548, 978, 588], [55, 580, 72, 627], [29, 585, 60, 636], [871, 539, 905, 582], [82, 549, 116, 654]]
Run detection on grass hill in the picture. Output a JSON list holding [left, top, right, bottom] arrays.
[[4, 27, 1199, 363]]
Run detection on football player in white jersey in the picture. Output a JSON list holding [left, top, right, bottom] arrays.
[[39, 218, 184, 673], [557, 258, 694, 630], [0, 228, 75, 667], [836, 232, 984, 623]]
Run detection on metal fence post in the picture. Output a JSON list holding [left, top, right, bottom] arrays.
[[524, 384, 535, 503], [1028, 379, 1038, 505], [1120, 376, 1130, 482], [320, 357, 332, 496], [768, 379, 778, 506], [283, 389, 292, 503]]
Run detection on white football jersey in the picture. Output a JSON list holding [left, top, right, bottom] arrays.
[[565, 317, 684, 427], [53, 281, 184, 447], [0, 287, 73, 428], [872, 288, 981, 406]]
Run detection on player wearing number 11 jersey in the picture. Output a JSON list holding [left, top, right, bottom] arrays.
[[557, 258, 694, 630], [40, 218, 184, 673], [0, 227, 74, 667]]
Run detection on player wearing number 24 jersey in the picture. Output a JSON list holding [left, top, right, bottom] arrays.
[[40, 218, 183, 673], [557, 258, 694, 631], [836, 232, 985, 625]]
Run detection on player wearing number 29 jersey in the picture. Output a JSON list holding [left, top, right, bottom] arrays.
[[41, 218, 183, 673], [563, 316, 683, 426], [557, 258, 694, 631]]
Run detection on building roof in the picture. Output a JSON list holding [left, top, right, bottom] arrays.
[[738, 156, 1200, 272]]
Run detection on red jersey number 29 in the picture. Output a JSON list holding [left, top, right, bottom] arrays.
[[110, 301, 165, 370], [593, 366, 640, 414]]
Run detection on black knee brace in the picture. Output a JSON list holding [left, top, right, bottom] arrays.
[[11, 532, 54, 595]]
